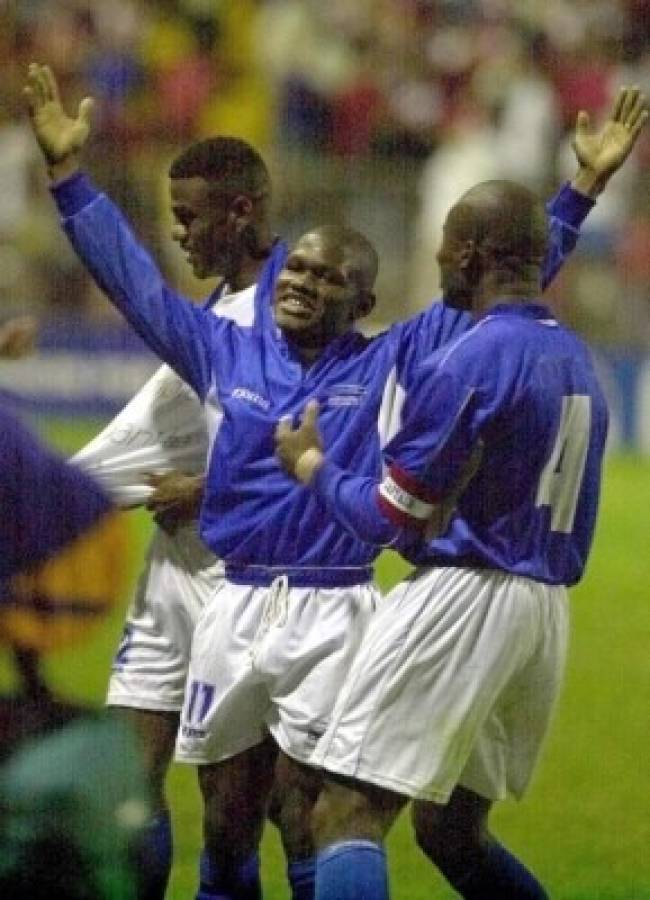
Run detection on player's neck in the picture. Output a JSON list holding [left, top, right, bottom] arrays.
[[228, 255, 267, 292], [477, 277, 540, 315]]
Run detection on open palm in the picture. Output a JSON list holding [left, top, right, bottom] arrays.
[[24, 63, 93, 164], [573, 86, 648, 179]]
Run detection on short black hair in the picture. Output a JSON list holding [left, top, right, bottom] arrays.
[[169, 137, 271, 197], [310, 224, 379, 290], [457, 180, 548, 280]]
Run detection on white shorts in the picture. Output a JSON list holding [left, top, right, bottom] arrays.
[[175, 578, 378, 765], [312, 567, 569, 804], [107, 523, 224, 712]]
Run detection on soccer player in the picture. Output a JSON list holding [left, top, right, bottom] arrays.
[[66, 136, 284, 897], [24, 61, 644, 900], [275, 181, 612, 900]]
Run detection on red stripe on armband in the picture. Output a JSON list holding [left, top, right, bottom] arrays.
[[388, 464, 440, 504], [377, 489, 425, 529], [376, 467, 439, 530]]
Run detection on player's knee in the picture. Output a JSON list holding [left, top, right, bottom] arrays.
[[412, 797, 489, 873], [269, 752, 322, 857], [270, 782, 316, 858], [313, 778, 400, 848]]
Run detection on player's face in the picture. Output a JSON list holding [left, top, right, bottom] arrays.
[[170, 177, 234, 279], [274, 233, 360, 343]]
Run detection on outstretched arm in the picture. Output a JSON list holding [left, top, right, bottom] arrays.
[[24, 63, 216, 398], [542, 86, 648, 289]]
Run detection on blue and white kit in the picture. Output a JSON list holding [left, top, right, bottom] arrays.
[[309, 303, 609, 801], [52, 173, 594, 764]]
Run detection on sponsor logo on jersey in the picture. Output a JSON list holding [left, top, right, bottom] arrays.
[[325, 383, 367, 408], [231, 387, 271, 410]]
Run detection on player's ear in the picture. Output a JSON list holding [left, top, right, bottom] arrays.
[[228, 195, 254, 234], [457, 239, 477, 271], [353, 289, 376, 321]]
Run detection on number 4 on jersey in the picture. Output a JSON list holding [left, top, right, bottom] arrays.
[[536, 395, 591, 534]]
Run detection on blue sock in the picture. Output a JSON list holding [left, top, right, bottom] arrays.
[[196, 849, 261, 900], [451, 841, 548, 899], [288, 857, 315, 900], [315, 840, 388, 900], [135, 809, 173, 900]]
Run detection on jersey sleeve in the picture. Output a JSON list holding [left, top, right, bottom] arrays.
[[311, 459, 402, 546], [542, 182, 594, 289], [386, 365, 479, 491], [72, 363, 209, 507], [51, 173, 218, 400]]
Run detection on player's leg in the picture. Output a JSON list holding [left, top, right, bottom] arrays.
[[175, 580, 282, 899], [312, 774, 407, 900], [107, 526, 219, 898], [412, 789, 549, 899], [112, 706, 178, 900], [261, 581, 378, 900], [269, 753, 323, 900], [197, 737, 278, 900], [411, 577, 569, 899]]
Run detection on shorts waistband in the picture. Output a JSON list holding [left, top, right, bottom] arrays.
[[224, 564, 373, 588]]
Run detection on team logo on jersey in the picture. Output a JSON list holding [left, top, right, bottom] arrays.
[[231, 387, 271, 410], [325, 384, 366, 408]]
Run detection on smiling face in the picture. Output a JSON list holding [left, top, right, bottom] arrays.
[[170, 176, 236, 280], [273, 230, 373, 350]]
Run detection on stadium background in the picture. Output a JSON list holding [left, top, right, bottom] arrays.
[[1, 1, 649, 897]]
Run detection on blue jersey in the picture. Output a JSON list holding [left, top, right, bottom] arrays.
[[0, 405, 112, 581], [52, 175, 591, 586], [314, 304, 608, 585]]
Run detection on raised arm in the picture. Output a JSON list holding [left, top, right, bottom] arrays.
[[24, 63, 216, 398], [570, 85, 648, 199], [543, 86, 648, 287]]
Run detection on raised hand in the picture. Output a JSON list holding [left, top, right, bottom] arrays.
[[572, 86, 648, 196], [23, 63, 94, 167], [275, 400, 324, 485]]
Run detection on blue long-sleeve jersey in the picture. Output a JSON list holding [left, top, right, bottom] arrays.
[[53, 175, 592, 586], [311, 304, 608, 586]]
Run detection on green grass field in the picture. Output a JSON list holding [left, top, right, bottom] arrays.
[[2, 419, 649, 898]]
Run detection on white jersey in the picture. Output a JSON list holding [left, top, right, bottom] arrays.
[[73, 284, 257, 713], [72, 285, 256, 507]]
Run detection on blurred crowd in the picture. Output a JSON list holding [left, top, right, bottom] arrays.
[[2, 0, 650, 344]]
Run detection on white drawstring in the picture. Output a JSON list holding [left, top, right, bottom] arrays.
[[250, 575, 290, 658]]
